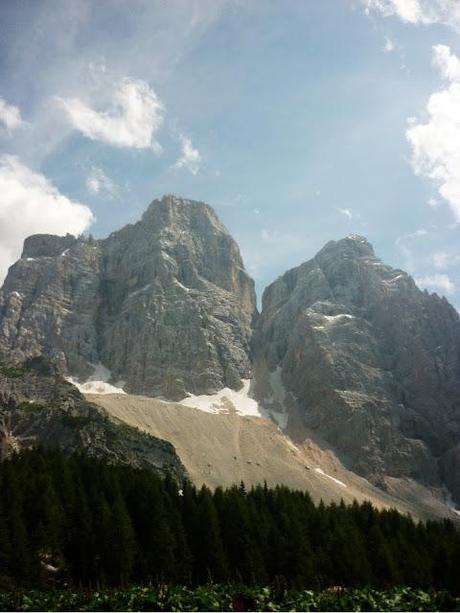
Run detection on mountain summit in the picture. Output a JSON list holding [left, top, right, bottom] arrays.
[[254, 234, 460, 501], [0, 195, 256, 400]]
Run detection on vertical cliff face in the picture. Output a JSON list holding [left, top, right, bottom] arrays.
[[0, 195, 257, 400], [253, 235, 460, 497]]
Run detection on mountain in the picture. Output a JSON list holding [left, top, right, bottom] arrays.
[[0, 357, 186, 480], [0, 195, 256, 400], [0, 197, 459, 514], [253, 235, 460, 502]]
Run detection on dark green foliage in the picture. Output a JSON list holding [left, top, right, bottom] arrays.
[[0, 585, 458, 612], [0, 448, 459, 592]]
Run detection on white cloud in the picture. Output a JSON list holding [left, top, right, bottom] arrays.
[[86, 166, 118, 198], [0, 155, 93, 282], [337, 207, 353, 219], [59, 78, 164, 150], [0, 97, 25, 131], [406, 45, 460, 222], [383, 37, 395, 52], [432, 43, 460, 81], [363, 0, 460, 30], [415, 273, 455, 294], [175, 134, 202, 175]]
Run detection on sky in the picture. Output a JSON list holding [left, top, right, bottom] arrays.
[[0, 0, 460, 310]]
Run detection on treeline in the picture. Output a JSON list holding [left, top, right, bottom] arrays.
[[0, 449, 459, 591]]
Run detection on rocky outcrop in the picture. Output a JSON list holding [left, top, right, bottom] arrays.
[[0, 195, 257, 399], [253, 235, 460, 497], [0, 357, 187, 480]]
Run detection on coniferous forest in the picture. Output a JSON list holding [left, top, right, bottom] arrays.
[[0, 449, 459, 595]]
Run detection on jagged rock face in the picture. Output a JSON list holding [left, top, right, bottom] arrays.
[[0, 357, 187, 480], [253, 235, 460, 498], [0, 196, 256, 400]]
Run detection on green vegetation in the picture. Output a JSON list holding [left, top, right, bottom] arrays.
[[0, 585, 459, 611], [0, 449, 459, 595], [0, 364, 23, 378]]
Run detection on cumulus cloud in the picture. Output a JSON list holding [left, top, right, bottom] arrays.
[[59, 78, 164, 151], [0, 155, 93, 282], [406, 45, 460, 222], [363, 0, 460, 30], [415, 273, 455, 294], [0, 97, 25, 131], [86, 166, 118, 198], [175, 134, 202, 175]]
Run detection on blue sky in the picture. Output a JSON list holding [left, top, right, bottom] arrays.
[[0, 0, 459, 309]]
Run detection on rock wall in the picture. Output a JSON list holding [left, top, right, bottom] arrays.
[[253, 235, 460, 497], [0, 195, 257, 400]]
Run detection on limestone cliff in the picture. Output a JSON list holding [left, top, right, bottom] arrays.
[[253, 235, 460, 499], [0, 195, 257, 400]]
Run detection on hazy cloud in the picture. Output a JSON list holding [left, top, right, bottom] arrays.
[[415, 273, 455, 294], [383, 37, 395, 52], [86, 166, 118, 198], [337, 207, 353, 219]]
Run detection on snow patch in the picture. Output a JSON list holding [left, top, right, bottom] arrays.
[[180, 379, 264, 417], [67, 363, 126, 395], [322, 314, 354, 322], [314, 467, 347, 488], [61, 249, 70, 257]]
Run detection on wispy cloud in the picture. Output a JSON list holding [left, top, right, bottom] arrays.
[[0, 97, 25, 131], [395, 228, 428, 272], [175, 134, 202, 175], [0, 155, 93, 282], [86, 166, 118, 199], [337, 207, 353, 219], [415, 273, 455, 294], [430, 251, 460, 270], [59, 78, 164, 151], [407, 45, 460, 222]]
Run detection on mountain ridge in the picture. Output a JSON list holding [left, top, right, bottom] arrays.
[[0, 194, 459, 511]]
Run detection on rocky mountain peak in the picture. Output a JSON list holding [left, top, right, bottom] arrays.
[[254, 236, 460, 502], [142, 194, 225, 234], [316, 234, 375, 260], [0, 195, 256, 400]]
